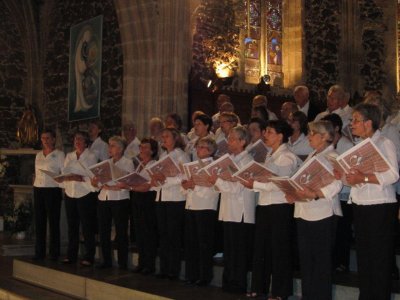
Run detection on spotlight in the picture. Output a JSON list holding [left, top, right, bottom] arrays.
[[262, 74, 271, 84]]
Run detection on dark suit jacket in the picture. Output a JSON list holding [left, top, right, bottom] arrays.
[[307, 101, 322, 122]]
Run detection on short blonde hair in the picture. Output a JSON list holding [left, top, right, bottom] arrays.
[[308, 120, 334, 144], [109, 136, 127, 151]]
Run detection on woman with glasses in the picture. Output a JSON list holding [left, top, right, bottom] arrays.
[[58, 131, 97, 266], [294, 120, 343, 300], [336, 103, 399, 299], [182, 137, 219, 286]]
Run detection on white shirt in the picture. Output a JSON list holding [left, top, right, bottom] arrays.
[[155, 148, 190, 202], [215, 151, 256, 223], [314, 107, 343, 122], [298, 101, 310, 117], [34, 149, 65, 188], [350, 131, 399, 205], [89, 137, 109, 162], [294, 145, 343, 221], [63, 149, 97, 198], [184, 185, 220, 211], [287, 133, 313, 157], [381, 123, 400, 165], [98, 157, 134, 201], [124, 137, 141, 159], [253, 144, 300, 205], [267, 109, 278, 121], [341, 105, 353, 128]]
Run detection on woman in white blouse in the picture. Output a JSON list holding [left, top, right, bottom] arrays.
[[337, 103, 399, 299], [91, 136, 134, 269], [57, 131, 97, 266], [294, 120, 342, 300], [122, 138, 159, 275], [88, 120, 109, 162], [243, 120, 299, 299], [33, 129, 65, 261], [149, 128, 190, 279], [208, 126, 256, 294], [182, 136, 219, 286]]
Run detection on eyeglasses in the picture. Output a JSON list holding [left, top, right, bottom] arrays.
[[308, 130, 320, 136], [350, 118, 366, 124]]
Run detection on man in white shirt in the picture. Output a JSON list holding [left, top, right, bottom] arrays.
[[280, 101, 298, 122], [252, 95, 278, 121], [315, 85, 350, 127], [123, 122, 141, 159]]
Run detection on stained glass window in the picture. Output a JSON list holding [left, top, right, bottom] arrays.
[[243, 0, 283, 85], [265, 0, 283, 86]]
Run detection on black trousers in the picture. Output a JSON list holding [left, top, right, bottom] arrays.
[[334, 200, 353, 269], [184, 209, 217, 282], [97, 199, 130, 268], [33, 187, 62, 259], [64, 193, 97, 262], [223, 221, 254, 293], [251, 204, 293, 298], [156, 201, 185, 277], [297, 216, 336, 300], [131, 191, 158, 271], [353, 202, 397, 300]]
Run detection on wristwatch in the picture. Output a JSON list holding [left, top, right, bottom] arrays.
[[364, 176, 369, 183]]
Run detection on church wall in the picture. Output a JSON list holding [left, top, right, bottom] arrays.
[[42, 0, 123, 145], [0, 1, 27, 148]]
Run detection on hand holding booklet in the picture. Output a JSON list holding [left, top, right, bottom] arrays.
[[183, 157, 213, 187], [270, 156, 336, 202], [39, 169, 75, 181], [202, 153, 239, 181], [87, 160, 128, 184], [114, 172, 149, 187], [146, 155, 181, 178], [336, 137, 393, 174], [232, 161, 276, 183]]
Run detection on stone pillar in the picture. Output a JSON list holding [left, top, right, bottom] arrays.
[[282, 0, 304, 87], [115, 0, 191, 136]]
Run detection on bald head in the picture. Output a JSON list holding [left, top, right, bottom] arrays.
[[280, 102, 298, 121], [252, 95, 268, 108], [293, 85, 309, 108]]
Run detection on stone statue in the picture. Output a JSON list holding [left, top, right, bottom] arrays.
[[16, 105, 38, 147]]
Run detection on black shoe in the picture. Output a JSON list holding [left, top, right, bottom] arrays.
[[119, 264, 128, 270], [96, 263, 112, 269], [195, 279, 210, 286], [62, 258, 76, 264], [184, 280, 196, 285], [155, 273, 167, 279], [168, 274, 178, 280], [49, 256, 59, 262], [132, 266, 143, 273]]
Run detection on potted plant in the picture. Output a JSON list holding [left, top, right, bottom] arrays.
[[4, 201, 33, 239]]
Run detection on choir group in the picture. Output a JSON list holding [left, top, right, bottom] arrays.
[[33, 84, 400, 300]]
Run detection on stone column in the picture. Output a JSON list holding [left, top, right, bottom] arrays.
[[114, 0, 191, 136]]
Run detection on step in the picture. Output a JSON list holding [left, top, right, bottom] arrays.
[[12, 257, 400, 300]]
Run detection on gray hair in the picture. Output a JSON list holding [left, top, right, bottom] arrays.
[[294, 85, 309, 97], [308, 120, 334, 144], [195, 136, 217, 156], [230, 125, 250, 148], [109, 136, 127, 151]]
